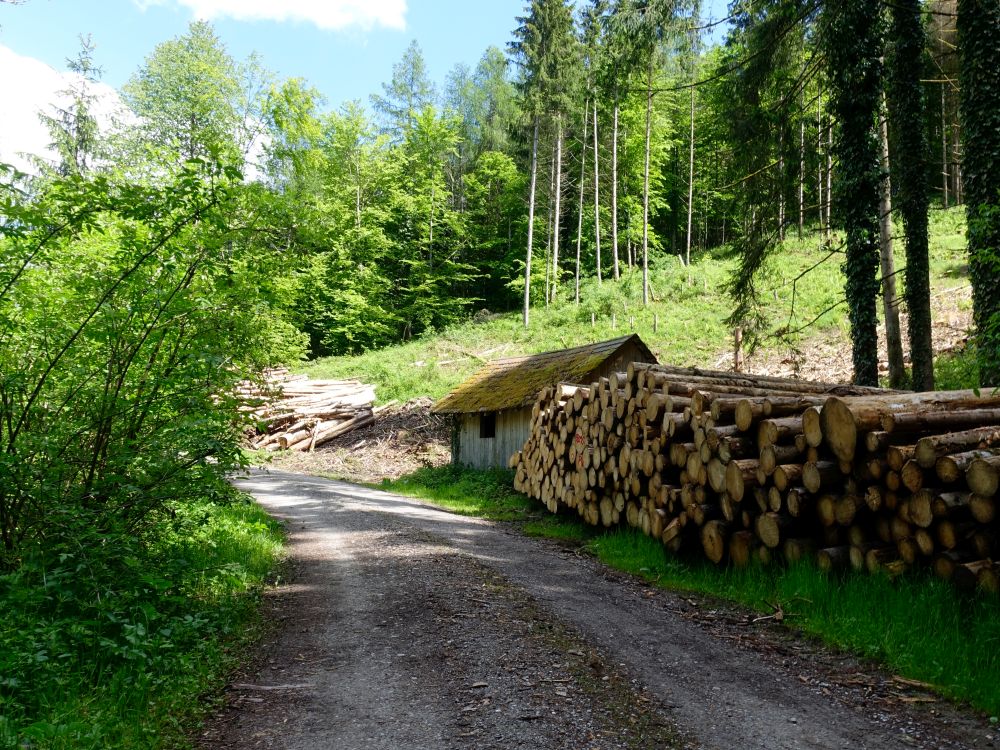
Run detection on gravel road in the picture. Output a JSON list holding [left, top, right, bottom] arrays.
[[199, 470, 999, 750]]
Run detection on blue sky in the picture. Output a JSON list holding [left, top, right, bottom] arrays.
[[0, 1, 535, 107], [0, 0, 730, 168]]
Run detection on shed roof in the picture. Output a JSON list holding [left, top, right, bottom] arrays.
[[432, 335, 655, 414]]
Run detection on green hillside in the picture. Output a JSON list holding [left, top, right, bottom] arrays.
[[300, 208, 971, 402]]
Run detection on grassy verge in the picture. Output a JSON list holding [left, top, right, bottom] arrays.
[[383, 464, 1000, 718], [0, 491, 284, 749], [380, 465, 591, 542]]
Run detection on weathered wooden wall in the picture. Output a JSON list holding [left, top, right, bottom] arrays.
[[453, 408, 531, 470], [450, 338, 656, 470]]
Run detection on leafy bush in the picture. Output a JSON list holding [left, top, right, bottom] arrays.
[[0, 490, 283, 748], [0, 161, 302, 568]]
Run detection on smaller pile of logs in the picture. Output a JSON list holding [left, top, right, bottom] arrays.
[[239, 369, 378, 451], [511, 363, 1000, 593]]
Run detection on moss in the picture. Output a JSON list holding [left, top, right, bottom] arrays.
[[433, 335, 652, 414]]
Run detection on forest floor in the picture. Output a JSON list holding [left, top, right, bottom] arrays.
[[738, 284, 973, 383], [200, 471, 999, 750]]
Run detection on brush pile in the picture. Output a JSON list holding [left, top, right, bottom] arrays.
[[511, 363, 1000, 592], [239, 369, 377, 452]]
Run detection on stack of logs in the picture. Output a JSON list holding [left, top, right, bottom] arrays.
[[511, 363, 1000, 593], [239, 369, 378, 452]]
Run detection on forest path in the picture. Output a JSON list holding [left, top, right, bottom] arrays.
[[199, 470, 994, 750]]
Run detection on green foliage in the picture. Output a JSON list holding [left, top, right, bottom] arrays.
[[120, 21, 268, 172], [0, 161, 302, 564], [36, 35, 103, 178], [370, 40, 437, 141], [0, 490, 283, 748], [715, 0, 818, 345], [510, 0, 580, 120], [935, 344, 980, 391]]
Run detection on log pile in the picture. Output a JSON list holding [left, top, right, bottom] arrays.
[[239, 369, 378, 452], [511, 363, 1000, 593]]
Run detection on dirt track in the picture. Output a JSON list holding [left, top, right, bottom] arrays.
[[200, 470, 999, 750]]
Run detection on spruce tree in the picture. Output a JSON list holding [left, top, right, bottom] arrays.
[[886, 0, 934, 390], [821, 0, 884, 386], [957, 0, 1000, 386]]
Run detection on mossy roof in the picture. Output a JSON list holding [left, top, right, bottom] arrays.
[[432, 335, 655, 414]]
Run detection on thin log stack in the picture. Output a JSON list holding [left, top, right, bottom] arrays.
[[239, 369, 378, 452], [511, 363, 1000, 593]]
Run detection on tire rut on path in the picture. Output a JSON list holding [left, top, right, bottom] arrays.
[[200, 471, 998, 750]]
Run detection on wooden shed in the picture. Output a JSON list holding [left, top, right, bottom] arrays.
[[432, 335, 656, 470]]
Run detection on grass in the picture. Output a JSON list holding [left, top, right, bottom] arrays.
[[587, 530, 1000, 717], [298, 208, 971, 403], [384, 464, 1000, 718], [0, 493, 285, 749], [380, 465, 591, 542]]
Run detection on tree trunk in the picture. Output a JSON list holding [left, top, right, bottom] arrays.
[[823, 0, 883, 386], [825, 119, 833, 242], [817, 90, 825, 238], [878, 102, 906, 389], [887, 0, 934, 391], [642, 58, 653, 306], [685, 83, 696, 267], [544, 141, 556, 306], [593, 100, 602, 284], [778, 127, 786, 242], [799, 94, 805, 239], [612, 99, 621, 280], [576, 101, 588, 305], [552, 117, 563, 302], [941, 84, 950, 208], [524, 117, 540, 328]]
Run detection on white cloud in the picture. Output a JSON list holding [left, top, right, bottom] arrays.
[[137, 0, 407, 31], [0, 45, 124, 174]]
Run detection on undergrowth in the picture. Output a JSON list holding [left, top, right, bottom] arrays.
[[385, 464, 1000, 718], [0, 488, 284, 749]]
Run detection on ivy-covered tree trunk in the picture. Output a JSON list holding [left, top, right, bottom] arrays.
[[957, 0, 1000, 386], [886, 0, 934, 391], [821, 0, 884, 386]]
